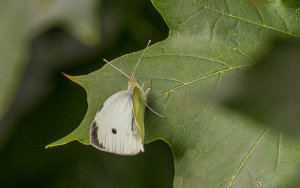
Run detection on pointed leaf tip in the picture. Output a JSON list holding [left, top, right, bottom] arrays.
[[62, 72, 76, 81], [45, 143, 57, 149], [61, 72, 83, 86]]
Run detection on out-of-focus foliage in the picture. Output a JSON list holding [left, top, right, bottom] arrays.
[[219, 39, 300, 136], [0, 0, 101, 148]]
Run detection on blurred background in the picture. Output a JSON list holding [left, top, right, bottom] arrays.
[[0, 0, 174, 187]]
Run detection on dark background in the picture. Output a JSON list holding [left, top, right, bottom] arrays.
[[0, 0, 174, 187]]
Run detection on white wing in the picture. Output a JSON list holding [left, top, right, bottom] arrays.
[[90, 90, 144, 155]]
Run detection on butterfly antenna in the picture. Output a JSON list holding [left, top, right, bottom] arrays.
[[103, 58, 130, 79], [131, 40, 151, 77]]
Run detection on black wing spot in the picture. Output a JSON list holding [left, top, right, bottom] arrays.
[[112, 128, 117, 134]]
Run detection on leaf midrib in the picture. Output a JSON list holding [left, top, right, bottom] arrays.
[[148, 64, 248, 101], [187, 0, 299, 38]]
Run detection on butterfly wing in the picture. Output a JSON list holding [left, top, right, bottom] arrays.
[[90, 90, 144, 155], [131, 84, 146, 143]]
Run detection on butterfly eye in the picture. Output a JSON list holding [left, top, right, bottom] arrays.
[[111, 128, 117, 134]]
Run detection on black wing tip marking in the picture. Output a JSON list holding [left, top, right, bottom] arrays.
[[98, 105, 103, 112], [90, 121, 106, 150]]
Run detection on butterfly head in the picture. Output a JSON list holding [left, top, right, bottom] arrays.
[[128, 78, 138, 89]]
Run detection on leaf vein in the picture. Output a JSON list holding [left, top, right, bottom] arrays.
[[203, 122, 247, 155], [227, 127, 270, 188], [234, 48, 254, 63], [149, 64, 248, 101], [249, 1, 265, 24], [148, 54, 230, 68], [192, 0, 299, 37], [272, 133, 281, 188]]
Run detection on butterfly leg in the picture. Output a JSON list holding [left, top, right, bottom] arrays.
[[145, 88, 150, 95], [146, 104, 164, 117], [142, 79, 163, 117], [142, 79, 151, 96], [141, 79, 151, 89]]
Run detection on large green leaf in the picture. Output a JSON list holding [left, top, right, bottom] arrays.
[[48, 0, 300, 187]]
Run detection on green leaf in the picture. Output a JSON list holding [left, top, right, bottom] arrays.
[[48, 0, 300, 187]]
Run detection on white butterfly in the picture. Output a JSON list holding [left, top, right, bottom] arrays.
[[90, 40, 162, 155]]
